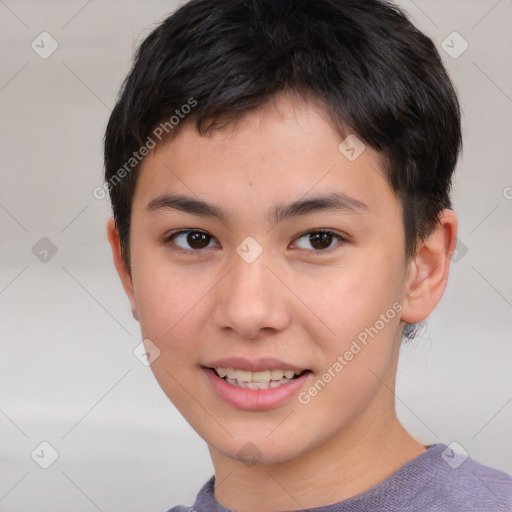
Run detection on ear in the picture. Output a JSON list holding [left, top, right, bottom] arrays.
[[401, 209, 458, 324], [106, 217, 139, 321]]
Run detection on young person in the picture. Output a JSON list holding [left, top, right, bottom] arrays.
[[103, 1, 512, 510]]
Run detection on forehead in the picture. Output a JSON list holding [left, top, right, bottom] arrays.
[[134, 94, 398, 224]]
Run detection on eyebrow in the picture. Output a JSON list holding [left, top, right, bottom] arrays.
[[145, 192, 368, 224]]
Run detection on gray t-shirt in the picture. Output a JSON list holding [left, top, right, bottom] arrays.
[[166, 444, 512, 512]]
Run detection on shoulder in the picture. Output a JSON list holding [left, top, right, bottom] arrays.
[[163, 448, 512, 512], [164, 476, 216, 512], [400, 444, 512, 512]]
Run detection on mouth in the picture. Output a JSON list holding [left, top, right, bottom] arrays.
[[203, 366, 312, 410], [209, 366, 309, 390], [202, 357, 313, 410]]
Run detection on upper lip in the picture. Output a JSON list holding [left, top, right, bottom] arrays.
[[204, 357, 308, 373]]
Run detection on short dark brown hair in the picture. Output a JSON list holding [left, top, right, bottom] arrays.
[[104, 0, 462, 270]]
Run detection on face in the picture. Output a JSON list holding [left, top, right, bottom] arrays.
[[115, 94, 420, 467]]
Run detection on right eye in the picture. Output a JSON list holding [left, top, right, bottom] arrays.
[[164, 229, 220, 253]]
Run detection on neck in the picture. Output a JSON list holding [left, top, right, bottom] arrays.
[[209, 404, 426, 511]]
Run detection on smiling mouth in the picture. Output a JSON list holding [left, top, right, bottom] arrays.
[[210, 367, 309, 390]]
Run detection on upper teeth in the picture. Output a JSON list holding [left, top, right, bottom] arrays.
[[215, 368, 301, 382]]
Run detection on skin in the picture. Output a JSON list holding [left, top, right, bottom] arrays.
[[107, 93, 458, 511]]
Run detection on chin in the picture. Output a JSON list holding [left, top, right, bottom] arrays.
[[207, 429, 314, 467]]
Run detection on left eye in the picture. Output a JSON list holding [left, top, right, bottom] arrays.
[[293, 230, 344, 251]]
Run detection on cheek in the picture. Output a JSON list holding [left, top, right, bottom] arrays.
[[131, 263, 207, 406], [299, 272, 402, 422], [303, 256, 404, 386], [131, 255, 204, 348], [307, 261, 402, 334]]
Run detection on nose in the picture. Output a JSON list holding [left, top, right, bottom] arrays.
[[213, 248, 291, 339]]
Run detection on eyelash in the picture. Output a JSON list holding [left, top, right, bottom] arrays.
[[163, 229, 346, 255]]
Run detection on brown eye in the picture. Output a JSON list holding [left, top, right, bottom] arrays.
[[167, 230, 216, 251], [186, 231, 211, 249], [294, 230, 344, 252], [309, 232, 333, 250]]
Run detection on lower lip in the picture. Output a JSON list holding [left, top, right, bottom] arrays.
[[203, 367, 312, 411]]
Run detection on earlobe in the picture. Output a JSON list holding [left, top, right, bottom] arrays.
[[401, 209, 458, 324], [106, 218, 139, 321]]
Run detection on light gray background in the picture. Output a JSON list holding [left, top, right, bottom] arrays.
[[1, 1, 511, 511]]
